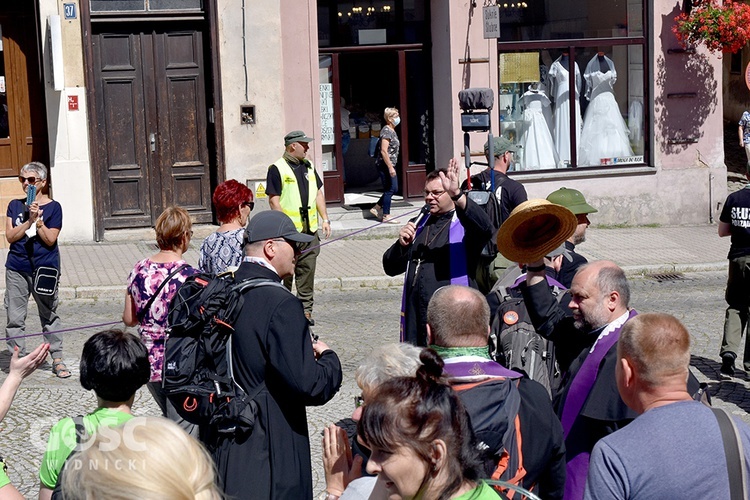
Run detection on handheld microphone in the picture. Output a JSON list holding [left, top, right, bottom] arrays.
[[409, 204, 430, 225]]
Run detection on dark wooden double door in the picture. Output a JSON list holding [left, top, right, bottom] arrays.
[[92, 24, 213, 234]]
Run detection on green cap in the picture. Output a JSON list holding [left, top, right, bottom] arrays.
[[546, 187, 598, 215], [284, 130, 314, 146], [484, 136, 518, 157]]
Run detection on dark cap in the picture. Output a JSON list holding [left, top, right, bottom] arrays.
[[284, 130, 314, 146], [244, 210, 314, 244], [546, 187, 598, 215], [484, 136, 518, 157]]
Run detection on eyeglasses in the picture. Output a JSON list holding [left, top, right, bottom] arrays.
[[19, 176, 38, 184], [423, 189, 446, 198], [241, 201, 255, 210], [354, 395, 365, 408]]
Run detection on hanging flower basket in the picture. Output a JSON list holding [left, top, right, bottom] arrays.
[[673, 0, 750, 53]]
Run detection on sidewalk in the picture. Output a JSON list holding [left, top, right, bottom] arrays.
[[0, 200, 730, 300]]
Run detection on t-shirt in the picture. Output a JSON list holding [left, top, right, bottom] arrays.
[[740, 111, 750, 145], [126, 259, 196, 382], [0, 458, 9, 489], [379, 125, 400, 168], [5, 198, 63, 274], [39, 408, 133, 488], [462, 169, 527, 223], [199, 228, 244, 274], [720, 185, 750, 259], [454, 481, 503, 499], [266, 159, 323, 203], [584, 400, 750, 500]]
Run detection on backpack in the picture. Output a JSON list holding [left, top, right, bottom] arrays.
[[454, 378, 531, 499], [488, 284, 567, 398], [51, 416, 87, 499], [164, 272, 286, 435]]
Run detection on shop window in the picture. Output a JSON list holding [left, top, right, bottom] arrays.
[[90, 0, 202, 12], [496, 0, 647, 171], [318, 0, 427, 47]]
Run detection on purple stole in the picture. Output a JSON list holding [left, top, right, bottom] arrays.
[[399, 212, 469, 341], [562, 309, 638, 500], [512, 273, 566, 290], [441, 356, 523, 381]]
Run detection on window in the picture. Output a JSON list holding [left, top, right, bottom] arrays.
[[496, 0, 647, 170], [318, 0, 427, 47], [90, 0, 203, 13]]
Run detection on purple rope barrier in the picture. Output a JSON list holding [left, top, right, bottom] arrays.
[[4, 320, 122, 342], [301, 206, 422, 254]]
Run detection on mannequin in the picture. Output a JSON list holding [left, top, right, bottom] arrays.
[[548, 53, 582, 166], [520, 82, 559, 170], [578, 53, 633, 166]]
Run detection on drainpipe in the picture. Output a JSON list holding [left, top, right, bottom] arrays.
[[708, 171, 714, 223]]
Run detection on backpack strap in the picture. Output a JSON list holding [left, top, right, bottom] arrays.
[[712, 407, 748, 500], [227, 278, 289, 400], [72, 415, 87, 446], [137, 263, 189, 323]]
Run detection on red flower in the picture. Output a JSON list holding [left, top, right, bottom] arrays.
[[673, 0, 750, 53]]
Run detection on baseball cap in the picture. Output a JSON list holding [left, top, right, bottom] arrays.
[[284, 130, 314, 146], [484, 136, 518, 158], [546, 187, 598, 215], [244, 210, 314, 244]]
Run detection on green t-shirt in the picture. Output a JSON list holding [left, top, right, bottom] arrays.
[[0, 459, 9, 489], [39, 408, 133, 488], [454, 481, 503, 500]]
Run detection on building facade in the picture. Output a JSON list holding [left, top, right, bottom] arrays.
[[0, 0, 726, 243]]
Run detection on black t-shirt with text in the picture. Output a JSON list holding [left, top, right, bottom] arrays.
[[720, 186, 750, 259]]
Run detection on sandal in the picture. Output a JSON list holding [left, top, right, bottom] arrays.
[[52, 359, 71, 379]]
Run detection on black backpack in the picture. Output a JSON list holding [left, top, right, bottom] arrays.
[[488, 284, 567, 398], [164, 272, 285, 435]]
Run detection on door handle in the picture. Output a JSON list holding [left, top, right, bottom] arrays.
[[149, 133, 156, 152]]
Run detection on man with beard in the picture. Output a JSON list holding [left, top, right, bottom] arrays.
[[520, 260, 637, 500], [546, 188, 597, 288]]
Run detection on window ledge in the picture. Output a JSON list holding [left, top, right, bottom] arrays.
[[509, 164, 656, 182]]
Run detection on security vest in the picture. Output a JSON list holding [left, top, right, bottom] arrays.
[[272, 158, 319, 233]]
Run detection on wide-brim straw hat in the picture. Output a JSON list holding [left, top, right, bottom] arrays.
[[496, 199, 578, 263]]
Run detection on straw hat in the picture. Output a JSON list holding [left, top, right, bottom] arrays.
[[496, 199, 577, 263]]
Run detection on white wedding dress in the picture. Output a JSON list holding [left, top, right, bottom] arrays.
[[520, 89, 559, 170], [548, 57, 582, 166], [578, 55, 634, 166]]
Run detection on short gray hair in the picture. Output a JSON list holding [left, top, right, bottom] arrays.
[[427, 285, 490, 347], [21, 161, 48, 180], [355, 343, 422, 394]]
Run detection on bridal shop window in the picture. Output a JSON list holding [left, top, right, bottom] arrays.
[[494, 0, 647, 171]]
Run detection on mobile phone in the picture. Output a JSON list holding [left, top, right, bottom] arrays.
[[26, 185, 36, 206]]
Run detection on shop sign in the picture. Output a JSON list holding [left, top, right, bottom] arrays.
[[319, 83, 335, 145], [483, 6, 500, 39]]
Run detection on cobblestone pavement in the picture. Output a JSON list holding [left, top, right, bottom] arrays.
[[0, 273, 747, 497]]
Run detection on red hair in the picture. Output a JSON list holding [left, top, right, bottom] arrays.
[[212, 180, 253, 224]]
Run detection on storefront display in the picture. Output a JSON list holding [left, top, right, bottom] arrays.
[[578, 53, 634, 166], [548, 54, 582, 166]]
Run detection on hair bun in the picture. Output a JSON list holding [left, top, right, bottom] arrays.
[[417, 348, 444, 383]]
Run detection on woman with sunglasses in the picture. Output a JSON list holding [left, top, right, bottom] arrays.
[[123, 206, 197, 435], [4, 162, 68, 378], [199, 179, 254, 275]]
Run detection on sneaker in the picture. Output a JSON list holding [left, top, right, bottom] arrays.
[[721, 353, 736, 377]]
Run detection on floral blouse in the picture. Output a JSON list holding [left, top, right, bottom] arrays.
[[379, 125, 400, 168], [126, 259, 196, 382]]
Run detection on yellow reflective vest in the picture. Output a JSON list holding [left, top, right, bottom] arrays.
[[271, 158, 319, 233]]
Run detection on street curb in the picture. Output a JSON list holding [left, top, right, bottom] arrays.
[[0, 263, 728, 302]]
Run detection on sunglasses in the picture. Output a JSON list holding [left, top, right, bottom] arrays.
[[19, 176, 39, 184], [272, 238, 300, 254], [241, 201, 255, 210]]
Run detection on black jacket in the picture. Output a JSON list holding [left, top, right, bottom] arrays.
[[557, 240, 588, 288], [210, 262, 342, 499], [382, 198, 493, 345]]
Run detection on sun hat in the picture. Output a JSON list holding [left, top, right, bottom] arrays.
[[244, 210, 314, 244], [496, 199, 577, 263]]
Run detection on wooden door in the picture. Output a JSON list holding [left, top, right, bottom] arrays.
[[92, 25, 212, 231], [0, 13, 48, 176]]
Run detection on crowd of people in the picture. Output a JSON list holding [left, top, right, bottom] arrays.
[[2, 132, 749, 500]]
